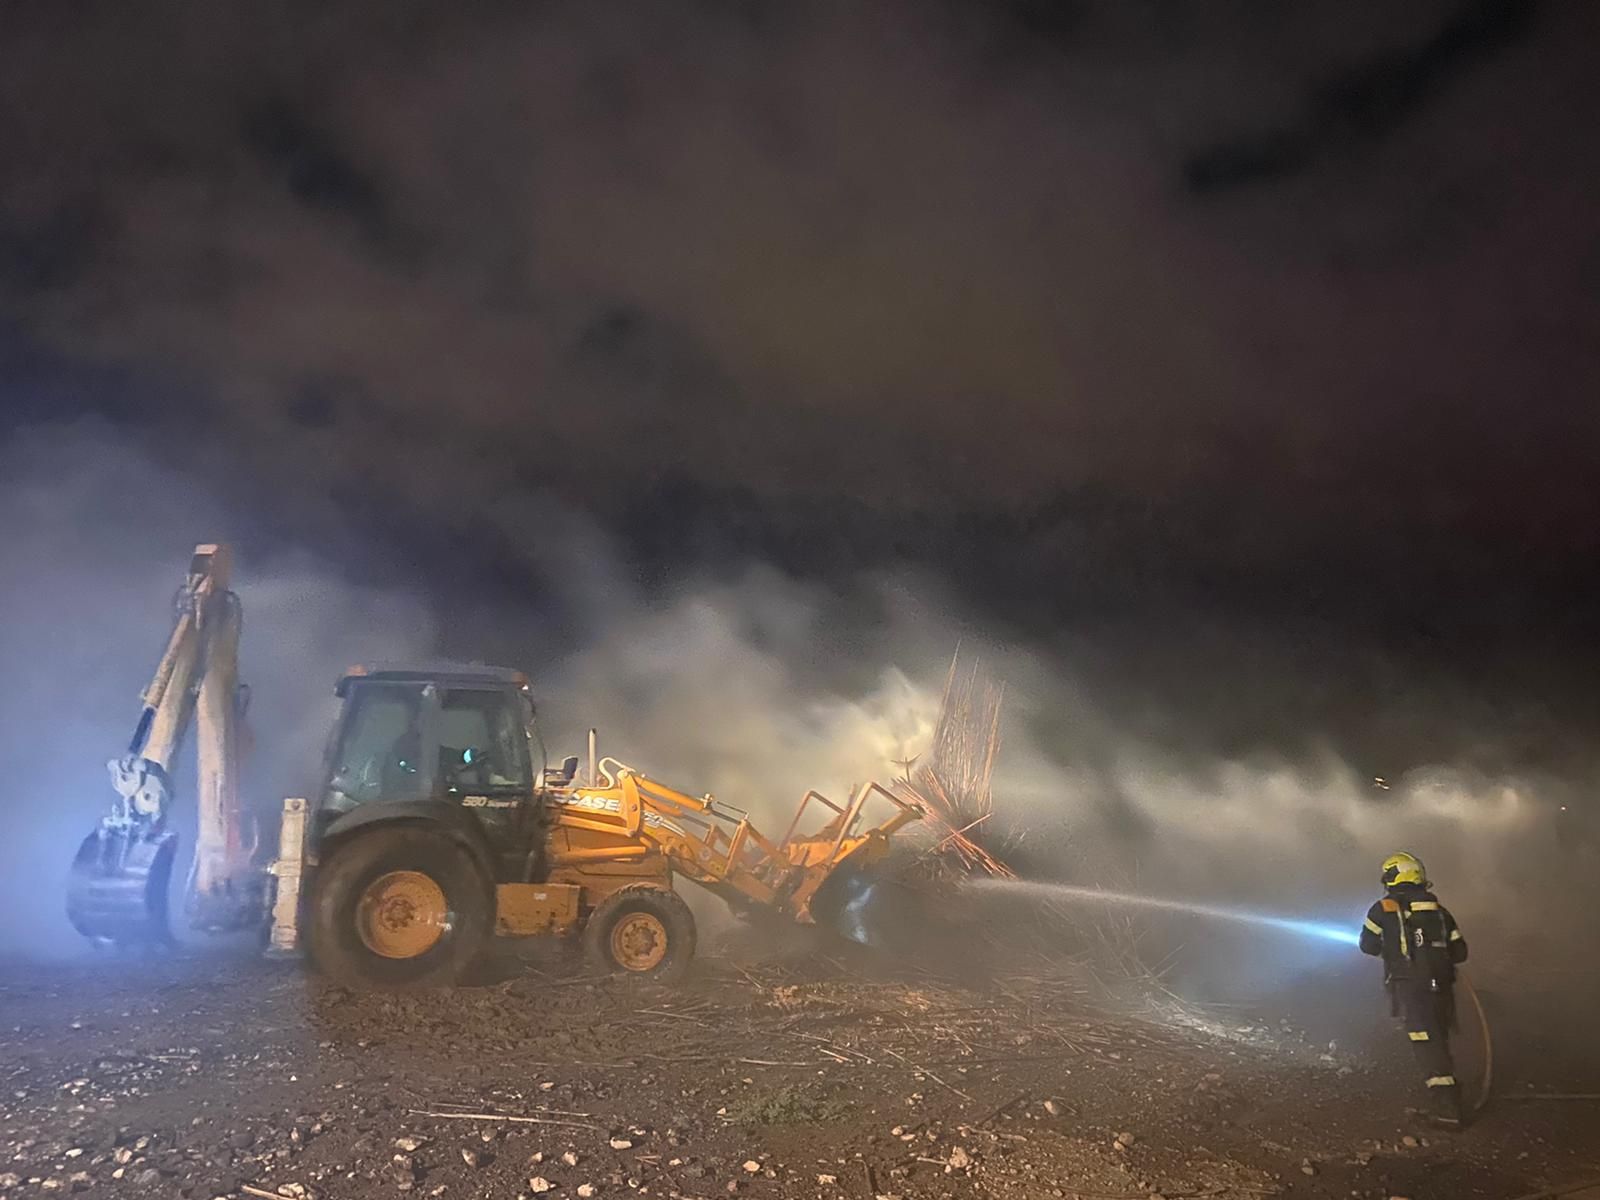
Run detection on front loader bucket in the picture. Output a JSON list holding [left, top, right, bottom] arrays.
[[809, 863, 944, 956], [807, 860, 882, 944], [66, 828, 178, 946], [779, 781, 922, 926]]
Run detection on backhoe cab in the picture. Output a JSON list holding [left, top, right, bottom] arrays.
[[70, 545, 921, 989]]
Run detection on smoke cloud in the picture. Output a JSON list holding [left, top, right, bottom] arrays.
[[4, 0, 1597, 562], [2, 420, 1593, 1061]]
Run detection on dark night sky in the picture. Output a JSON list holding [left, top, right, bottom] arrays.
[[3, 0, 1599, 767]]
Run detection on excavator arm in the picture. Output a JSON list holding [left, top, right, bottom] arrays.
[[67, 544, 262, 945]]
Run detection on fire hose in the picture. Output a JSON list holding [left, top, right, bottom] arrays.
[[1460, 972, 1493, 1116]]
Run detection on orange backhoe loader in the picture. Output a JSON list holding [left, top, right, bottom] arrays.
[[68, 545, 920, 987]]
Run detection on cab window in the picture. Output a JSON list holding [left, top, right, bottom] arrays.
[[325, 683, 429, 808], [438, 689, 531, 793]]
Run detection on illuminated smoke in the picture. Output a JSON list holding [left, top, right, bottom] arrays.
[[971, 878, 1362, 948]]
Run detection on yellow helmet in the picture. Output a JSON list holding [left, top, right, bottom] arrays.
[[1381, 851, 1427, 888]]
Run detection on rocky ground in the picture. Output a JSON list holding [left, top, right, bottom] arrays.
[[1, 941, 1596, 1200]]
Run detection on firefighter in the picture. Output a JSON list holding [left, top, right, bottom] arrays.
[[1358, 851, 1470, 1125]]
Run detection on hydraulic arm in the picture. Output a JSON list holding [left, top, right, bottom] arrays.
[[545, 755, 921, 923], [67, 544, 262, 944]]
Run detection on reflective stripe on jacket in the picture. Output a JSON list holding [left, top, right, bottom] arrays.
[[1358, 886, 1467, 981]]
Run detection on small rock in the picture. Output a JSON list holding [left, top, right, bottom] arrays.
[[0, 1174, 21, 1189], [577, 1186, 597, 1198], [562, 1151, 580, 1168], [1400, 1135, 1419, 1149], [947, 1147, 972, 1173], [742, 1161, 761, 1174], [134, 1170, 162, 1188], [1300, 1163, 1316, 1177], [1042, 1100, 1060, 1117], [529, 1177, 554, 1194], [394, 1137, 425, 1153], [392, 1155, 417, 1192], [609, 1138, 633, 1151], [277, 1185, 307, 1199], [461, 1147, 482, 1168], [817, 1174, 838, 1185]]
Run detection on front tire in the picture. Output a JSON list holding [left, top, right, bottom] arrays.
[[583, 885, 696, 983], [308, 825, 491, 990]]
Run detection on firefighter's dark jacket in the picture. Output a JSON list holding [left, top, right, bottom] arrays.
[[1358, 884, 1468, 981]]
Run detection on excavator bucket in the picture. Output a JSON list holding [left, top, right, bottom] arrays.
[[66, 827, 179, 945]]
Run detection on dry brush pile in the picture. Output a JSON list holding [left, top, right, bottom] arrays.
[[880, 652, 1167, 996]]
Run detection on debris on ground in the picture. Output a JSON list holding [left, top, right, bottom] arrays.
[[0, 951, 1589, 1200]]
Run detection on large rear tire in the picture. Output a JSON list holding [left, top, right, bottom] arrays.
[[583, 884, 696, 984], [308, 825, 491, 990]]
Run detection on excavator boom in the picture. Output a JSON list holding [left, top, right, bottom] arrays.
[[67, 545, 261, 945]]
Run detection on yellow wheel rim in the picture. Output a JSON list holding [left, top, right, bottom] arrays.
[[357, 870, 450, 959], [610, 911, 669, 972]]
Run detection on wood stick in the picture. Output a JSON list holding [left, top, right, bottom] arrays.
[[735, 1056, 815, 1066], [406, 1108, 606, 1131], [963, 1091, 1028, 1129], [882, 1046, 973, 1102], [1500, 1093, 1600, 1102], [1506, 1179, 1600, 1200], [1060, 1188, 1231, 1200], [425, 1107, 595, 1126], [792, 1032, 876, 1063], [635, 1008, 702, 1021]]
